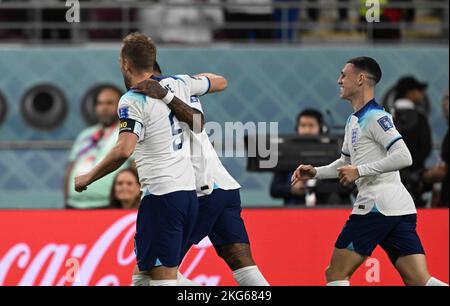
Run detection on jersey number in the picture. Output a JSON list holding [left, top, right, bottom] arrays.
[[168, 111, 184, 151]]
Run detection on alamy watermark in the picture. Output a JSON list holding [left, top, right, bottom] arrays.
[[65, 258, 80, 283], [365, 257, 381, 283], [365, 0, 381, 23], [65, 0, 80, 23], [188, 114, 279, 169]]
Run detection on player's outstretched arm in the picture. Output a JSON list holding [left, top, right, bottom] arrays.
[[132, 79, 205, 133], [74, 133, 137, 192], [194, 73, 228, 93]]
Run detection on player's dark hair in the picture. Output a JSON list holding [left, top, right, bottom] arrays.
[[296, 109, 324, 133], [94, 85, 123, 105], [109, 168, 141, 209], [153, 61, 162, 74], [121, 32, 156, 73], [347, 56, 382, 84]]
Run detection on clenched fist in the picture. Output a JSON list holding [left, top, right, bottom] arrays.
[[74, 173, 91, 192], [291, 164, 317, 186], [337, 165, 359, 186]]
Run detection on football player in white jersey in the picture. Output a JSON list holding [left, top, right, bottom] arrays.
[[74, 32, 213, 286], [131, 64, 269, 286], [291, 57, 448, 286]]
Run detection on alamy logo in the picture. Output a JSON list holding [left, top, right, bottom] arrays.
[[65, 0, 80, 23], [365, 0, 381, 23], [365, 258, 381, 283]]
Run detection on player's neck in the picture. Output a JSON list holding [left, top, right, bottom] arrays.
[[350, 90, 375, 113], [130, 72, 153, 88]]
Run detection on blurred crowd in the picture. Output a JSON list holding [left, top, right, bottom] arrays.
[[0, 0, 448, 43]]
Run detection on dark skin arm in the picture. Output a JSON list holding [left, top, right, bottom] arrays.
[[167, 96, 205, 133], [131, 79, 205, 133]]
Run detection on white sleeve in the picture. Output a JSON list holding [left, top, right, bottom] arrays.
[[117, 92, 145, 138], [315, 154, 351, 179], [341, 124, 351, 158], [189, 96, 204, 114], [175, 74, 210, 96], [357, 139, 412, 177], [357, 112, 411, 177], [368, 112, 403, 150]]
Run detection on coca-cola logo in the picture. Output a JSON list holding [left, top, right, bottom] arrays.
[[0, 213, 221, 286]]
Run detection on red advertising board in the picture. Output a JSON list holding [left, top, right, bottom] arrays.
[[0, 209, 448, 286]]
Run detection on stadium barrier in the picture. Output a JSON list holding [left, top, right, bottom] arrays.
[[0, 208, 447, 286]]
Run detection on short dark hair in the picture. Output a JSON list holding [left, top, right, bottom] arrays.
[[296, 108, 323, 129], [121, 32, 156, 73], [153, 61, 162, 74], [347, 56, 382, 84]]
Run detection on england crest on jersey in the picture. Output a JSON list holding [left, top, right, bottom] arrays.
[[351, 128, 359, 146]]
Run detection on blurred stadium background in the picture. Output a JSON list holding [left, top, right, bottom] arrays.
[[0, 0, 448, 286]]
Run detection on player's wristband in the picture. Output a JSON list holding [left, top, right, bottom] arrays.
[[162, 90, 175, 105]]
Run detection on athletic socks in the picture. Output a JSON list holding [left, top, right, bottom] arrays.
[[132, 274, 150, 286], [425, 277, 449, 286], [132, 272, 202, 286], [233, 265, 270, 286], [177, 271, 202, 286], [149, 279, 177, 286], [327, 280, 350, 286]]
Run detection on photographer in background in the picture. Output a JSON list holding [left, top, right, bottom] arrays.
[[270, 109, 353, 206]]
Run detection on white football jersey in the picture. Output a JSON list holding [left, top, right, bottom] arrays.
[[117, 75, 210, 196], [342, 99, 416, 216], [174, 88, 241, 197]]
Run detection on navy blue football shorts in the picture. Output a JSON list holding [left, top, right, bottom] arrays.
[[335, 212, 425, 265], [134, 190, 198, 271]]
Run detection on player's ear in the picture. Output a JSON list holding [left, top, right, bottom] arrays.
[[358, 73, 364, 86], [122, 58, 131, 73]]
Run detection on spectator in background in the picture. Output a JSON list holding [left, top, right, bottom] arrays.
[[88, 2, 137, 41], [382, 81, 431, 117], [222, 0, 275, 41], [0, 0, 29, 40], [274, 0, 300, 42], [42, 0, 71, 41], [334, 0, 351, 31], [358, 0, 414, 42], [423, 90, 449, 207], [391, 76, 432, 207], [109, 168, 141, 209], [270, 109, 353, 206], [139, 0, 223, 44], [64, 86, 133, 209]]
